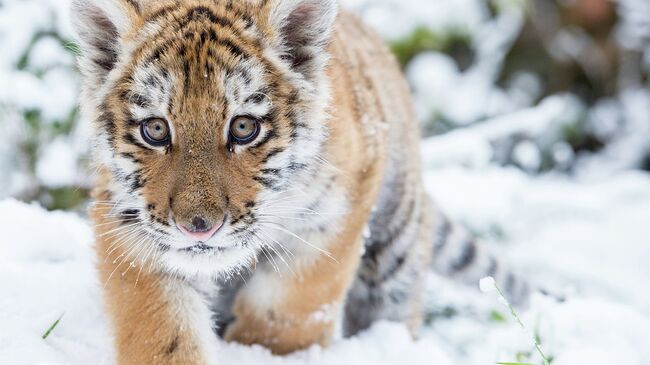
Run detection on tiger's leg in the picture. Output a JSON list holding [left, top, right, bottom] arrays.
[[224, 213, 368, 354], [93, 205, 219, 365], [344, 188, 434, 336]]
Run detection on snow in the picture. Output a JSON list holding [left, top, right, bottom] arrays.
[[402, 1, 527, 126], [0, 200, 112, 365], [342, 0, 486, 41], [479, 277, 496, 294], [2, 161, 650, 364], [35, 138, 80, 189]]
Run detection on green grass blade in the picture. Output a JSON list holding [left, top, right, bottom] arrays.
[[42, 313, 64, 339]]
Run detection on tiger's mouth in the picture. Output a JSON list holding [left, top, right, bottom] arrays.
[[180, 243, 228, 254]]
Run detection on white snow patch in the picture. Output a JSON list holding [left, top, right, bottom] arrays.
[[36, 138, 79, 188], [479, 277, 496, 293]]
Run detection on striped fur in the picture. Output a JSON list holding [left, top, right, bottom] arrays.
[[73, 0, 532, 363]]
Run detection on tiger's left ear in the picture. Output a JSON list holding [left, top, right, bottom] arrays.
[[268, 0, 338, 80]]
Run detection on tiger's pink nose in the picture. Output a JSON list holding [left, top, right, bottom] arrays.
[[177, 216, 224, 242]]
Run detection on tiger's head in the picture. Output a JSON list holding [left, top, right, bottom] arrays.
[[72, 0, 339, 277]]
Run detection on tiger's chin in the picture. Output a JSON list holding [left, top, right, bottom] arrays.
[[158, 244, 258, 279]]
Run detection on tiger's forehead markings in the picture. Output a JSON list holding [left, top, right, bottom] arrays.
[[125, 6, 261, 69], [123, 65, 174, 120], [145, 1, 258, 27], [145, 4, 255, 37], [125, 20, 268, 91]]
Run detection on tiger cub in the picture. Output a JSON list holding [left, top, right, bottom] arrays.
[[72, 0, 530, 363]]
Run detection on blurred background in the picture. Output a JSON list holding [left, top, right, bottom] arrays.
[[1, 0, 649, 211], [2, 1, 650, 364]]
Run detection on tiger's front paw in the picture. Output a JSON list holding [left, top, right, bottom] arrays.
[[225, 314, 333, 355]]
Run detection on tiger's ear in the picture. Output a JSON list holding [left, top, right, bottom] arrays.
[[71, 0, 141, 81], [268, 0, 338, 80]]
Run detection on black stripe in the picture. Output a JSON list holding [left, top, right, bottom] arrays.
[[155, 217, 170, 227], [121, 209, 139, 217], [287, 162, 308, 172], [451, 240, 476, 272], [262, 147, 285, 163], [229, 213, 246, 226], [251, 129, 278, 149], [368, 196, 416, 249], [261, 107, 279, 124], [123, 133, 148, 150], [119, 209, 140, 225], [232, 225, 249, 235], [93, 43, 118, 72], [120, 152, 141, 164], [145, 43, 171, 64], [178, 6, 232, 28], [122, 92, 153, 108], [223, 0, 254, 28], [124, 0, 141, 14], [128, 171, 145, 192], [238, 69, 253, 86], [93, 56, 115, 72], [144, 74, 162, 89], [379, 254, 407, 282], [146, 5, 179, 22], [487, 257, 498, 277], [213, 38, 247, 60], [260, 168, 281, 177], [244, 92, 266, 104], [183, 57, 191, 92], [97, 108, 117, 147], [434, 217, 452, 251], [253, 175, 276, 188]]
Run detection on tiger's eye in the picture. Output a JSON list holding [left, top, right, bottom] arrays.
[[141, 118, 170, 146], [229, 116, 260, 144]]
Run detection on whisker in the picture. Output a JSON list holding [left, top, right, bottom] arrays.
[[252, 230, 296, 276], [93, 218, 139, 229], [104, 231, 145, 288], [259, 221, 338, 263], [106, 227, 146, 257], [257, 213, 309, 222], [99, 222, 142, 238], [260, 246, 281, 276]]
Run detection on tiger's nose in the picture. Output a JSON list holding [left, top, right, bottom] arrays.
[[191, 216, 209, 232], [177, 215, 224, 242]]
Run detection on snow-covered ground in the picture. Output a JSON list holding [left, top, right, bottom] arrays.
[[2, 155, 649, 364]]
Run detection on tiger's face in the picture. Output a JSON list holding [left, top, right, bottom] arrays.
[[73, 0, 338, 277]]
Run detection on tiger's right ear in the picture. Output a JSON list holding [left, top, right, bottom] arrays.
[[71, 0, 141, 80]]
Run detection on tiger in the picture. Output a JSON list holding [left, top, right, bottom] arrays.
[[72, 0, 532, 363]]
